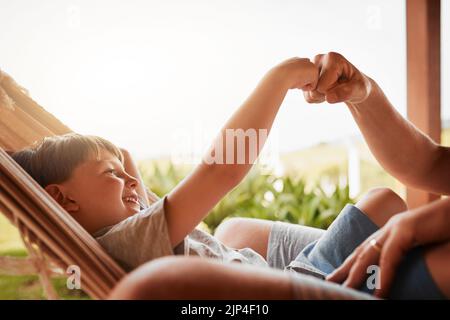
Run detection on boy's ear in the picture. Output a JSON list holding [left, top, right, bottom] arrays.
[[44, 184, 80, 213]]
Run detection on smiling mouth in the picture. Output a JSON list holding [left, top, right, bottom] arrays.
[[122, 196, 140, 207], [125, 201, 140, 207]]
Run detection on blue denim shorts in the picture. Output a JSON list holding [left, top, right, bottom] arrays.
[[267, 204, 446, 300]]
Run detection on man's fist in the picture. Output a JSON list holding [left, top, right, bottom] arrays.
[[303, 52, 372, 104]]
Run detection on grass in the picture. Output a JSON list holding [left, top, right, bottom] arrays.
[[0, 274, 89, 300], [0, 248, 90, 300], [0, 216, 89, 300]]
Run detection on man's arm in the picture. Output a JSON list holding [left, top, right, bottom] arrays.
[[165, 58, 318, 247], [347, 79, 450, 195], [305, 52, 450, 195], [408, 196, 450, 244]]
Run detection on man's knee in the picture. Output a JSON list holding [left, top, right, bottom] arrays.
[[356, 187, 407, 227], [215, 217, 264, 247], [214, 217, 272, 256], [214, 217, 247, 243]]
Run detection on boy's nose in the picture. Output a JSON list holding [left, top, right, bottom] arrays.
[[126, 174, 138, 189]]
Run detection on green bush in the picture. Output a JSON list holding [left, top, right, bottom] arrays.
[[140, 161, 354, 233]]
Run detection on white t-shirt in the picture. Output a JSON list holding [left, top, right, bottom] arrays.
[[94, 195, 268, 271]]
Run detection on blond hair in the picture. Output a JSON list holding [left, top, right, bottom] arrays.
[[11, 133, 124, 188]]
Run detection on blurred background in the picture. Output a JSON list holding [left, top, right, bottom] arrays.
[[0, 0, 448, 298]]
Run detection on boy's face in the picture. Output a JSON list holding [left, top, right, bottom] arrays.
[[45, 148, 141, 234]]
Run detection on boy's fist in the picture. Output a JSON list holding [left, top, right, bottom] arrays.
[[303, 52, 372, 104], [272, 57, 319, 91]]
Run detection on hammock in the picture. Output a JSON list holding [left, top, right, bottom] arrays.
[[0, 69, 126, 299]]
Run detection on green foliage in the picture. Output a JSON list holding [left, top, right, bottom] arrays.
[[139, 160, 189, 196], [141, 161, 354, 233]]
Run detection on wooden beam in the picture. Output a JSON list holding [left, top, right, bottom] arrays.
[[406, 0, 441, 208]]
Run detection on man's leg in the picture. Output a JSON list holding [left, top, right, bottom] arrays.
[[108, 256, 370, 300], [271, 187, 407, 281], [214, 187, 407, 259], [214, 218, 273, 259], [109, 256, 293, 299], [354, 187, 407, 227], [355, 189, 450, 298], [423, 241, 450, 298]]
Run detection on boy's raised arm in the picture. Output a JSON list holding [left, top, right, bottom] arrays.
[[165, 58, 318, 247]]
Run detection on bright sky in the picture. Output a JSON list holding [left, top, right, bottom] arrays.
[[1, 0, 449, 160]]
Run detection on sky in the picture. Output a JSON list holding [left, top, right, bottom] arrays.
[[0, 0, 448, 161]]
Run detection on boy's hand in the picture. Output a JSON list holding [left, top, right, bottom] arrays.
[[303, 52, 372, 104], [271, 57, 319, 91]]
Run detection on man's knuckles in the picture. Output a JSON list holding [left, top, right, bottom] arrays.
[[303, 90, 324, 104], [325, 51, 345, 62]]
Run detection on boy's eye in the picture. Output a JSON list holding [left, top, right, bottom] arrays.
[[106, 169, 118, 175]]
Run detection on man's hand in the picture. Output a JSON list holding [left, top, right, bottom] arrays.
[[326, 213, 416, 298], [304, 52, 372, 104]]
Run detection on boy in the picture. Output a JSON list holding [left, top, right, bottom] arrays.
[[12, 57, 319, 272]]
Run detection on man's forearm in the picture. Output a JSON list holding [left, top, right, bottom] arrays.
[[407, 197, 450, 245], [345, 78, 439, 190]]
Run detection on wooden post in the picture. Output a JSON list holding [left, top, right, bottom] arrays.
[[406, 0, 441, 208]]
